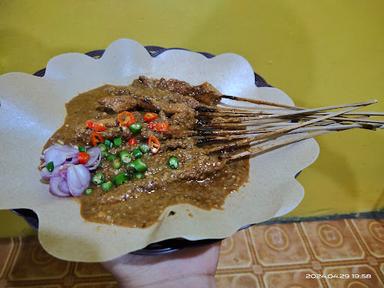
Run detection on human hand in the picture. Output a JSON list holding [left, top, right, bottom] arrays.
[[103, 242, 221, 288]]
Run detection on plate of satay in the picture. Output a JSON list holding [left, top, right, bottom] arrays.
[[0, 39, 382, 262]]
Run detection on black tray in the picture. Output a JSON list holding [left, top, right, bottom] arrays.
[[14, 46, 270, 255]]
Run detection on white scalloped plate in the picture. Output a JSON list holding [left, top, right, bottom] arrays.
[[0, 39, 319, 262]]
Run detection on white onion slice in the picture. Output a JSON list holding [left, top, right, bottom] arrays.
[[66, 164, 91, 196]]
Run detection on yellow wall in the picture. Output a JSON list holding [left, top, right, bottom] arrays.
[[1, 0, 383, 236]]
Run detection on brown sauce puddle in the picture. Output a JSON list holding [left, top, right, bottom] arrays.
[[45, 83, 249, 228]]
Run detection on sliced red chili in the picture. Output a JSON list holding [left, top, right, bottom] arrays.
[[154, 122, 169, 132], [85, 120, 94, 129], [91, 131, 104, 146], [128, 137, 138, 146], [86, 120, 106, 132], [93, 122, 106, 132], [117, 111, 136, 127], [148, 122, 169, 132], [143, 112, 158, 123], [78, 152, 90, 164], [148, 135, 160, 154]]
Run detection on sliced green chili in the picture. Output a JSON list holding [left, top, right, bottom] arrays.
[[129, 123, 142, 134], [113, 137, 122, 147], [113, 172, 128, 186], [120, 150, 132, 164], [106, 154, 116, 162], [139, 144, 150, 154], [92, 172, 105, 185], [84, 188, 93, 195], [98, 143, 108, 152], [131, 159, 147, 173], [104, 139, 113, 149], [101, 181, 113, 192], [134, 172, 145, 179], [78, 146, 86, 152], [132, 148, 143, 159], [101, 151, 109, 158], [46, 161, 54, 172], [113, 158, 122, 169], [168, 156, 180, 169]]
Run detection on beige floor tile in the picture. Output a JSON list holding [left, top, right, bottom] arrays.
[[7, 285, 62, 288], [8, 236, 69, 281], [73, 282, 117, 288], [74, 263, 111, 278], [249, 223, 310, 266], [263, 269, 323, 288], [301, 220, 364, 261], [351, 219, 384, 258], [216, 272, 260, 288], [2, 218, 383, 287], [324, 265, 384, 288], [218, 230, 253, 269], [0, 238, 14, 278], [0, 279, 8, 288]]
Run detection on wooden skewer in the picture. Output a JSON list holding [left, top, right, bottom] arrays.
[[206, 114, 384, 129], [227, 131, 329, 161], [220, 95, 379, 117], [319, 111, 384, 116], [201, 119, 288, 129], [182, 122, 294, 137], [198, 112, 384, 127], [205, 106, 361, 153], [306, 115, 384, 125], [218, 103, 288, 111], [198, 117, 382, 132], [199, 109, 384, 121], [198, 100, 382, 130], [195, 123, 364, 140], [218, 95, 383, 119], [196, 105, 254, 113], [185, 122, 297, 137], [198, 111, 269, 117], [202, 100, 377, 120], [221, 95, 300, 110], [250, 100, 377, 120], [199, 109, 384, 122]]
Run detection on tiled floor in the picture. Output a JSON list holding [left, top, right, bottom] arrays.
[[0, 218, 383, 287]]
